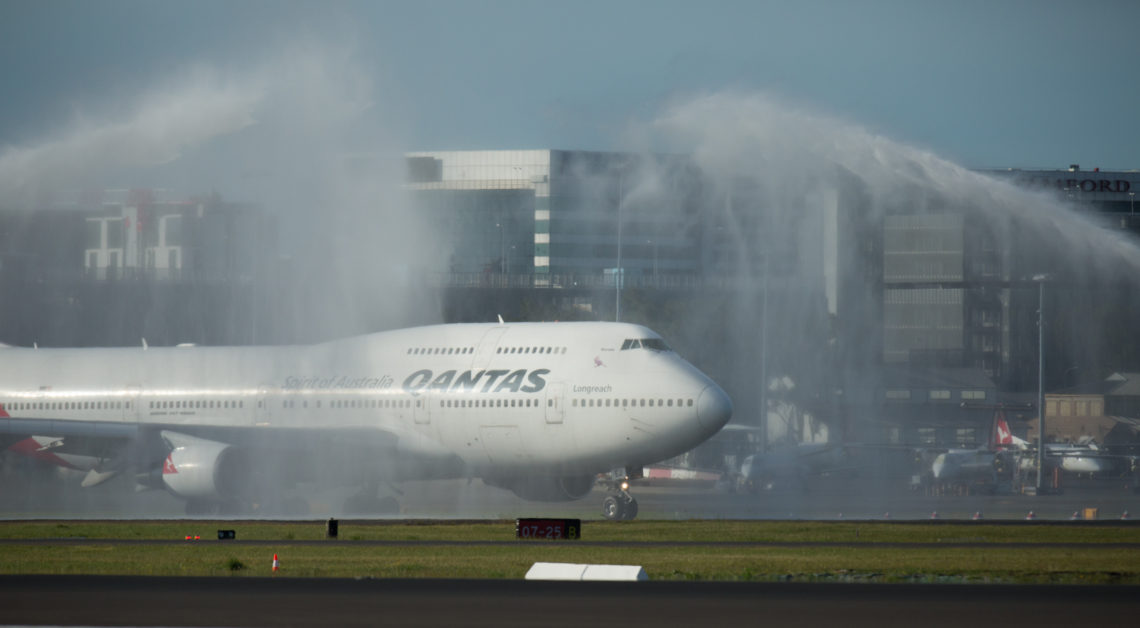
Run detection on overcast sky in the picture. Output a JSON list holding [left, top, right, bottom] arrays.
[[1, 0, 1137, 187]]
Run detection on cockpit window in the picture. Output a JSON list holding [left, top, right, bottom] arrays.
[[620, 338, 672, 352]]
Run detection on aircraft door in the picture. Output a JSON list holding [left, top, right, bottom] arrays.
[[123, 385, 143, 422], [254, 385, 272, 425], [544, 382, 565, 425], [413, 395, 430, 425]]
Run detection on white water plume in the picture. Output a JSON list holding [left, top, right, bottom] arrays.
[[0, 40, 441, 342], [648, 92, 1140, 275], [0, 70, 262, 207], [609, 91, 1140, 510]]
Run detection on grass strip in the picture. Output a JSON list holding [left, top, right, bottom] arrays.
[[2, 520, 1140, 583], [4, 520, 1140, 544], [2, 542, 1137, 584]]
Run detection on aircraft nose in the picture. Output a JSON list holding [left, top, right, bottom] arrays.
[[697, 383, 733, 432]]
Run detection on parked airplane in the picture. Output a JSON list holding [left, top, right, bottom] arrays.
[[925, 414, 1133, 488], [1023, 437, 1124, 475], [736, 440, 854, 492], [916, 414, 1021, 491], [0, 322, 733, 519]]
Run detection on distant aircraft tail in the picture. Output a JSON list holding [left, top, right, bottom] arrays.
[[991, 412, 1028, 450], [992, 412, 1013, 447]]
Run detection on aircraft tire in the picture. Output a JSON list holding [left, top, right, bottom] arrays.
[[602, 495, 624, 521], [621, 497, 638, 520]]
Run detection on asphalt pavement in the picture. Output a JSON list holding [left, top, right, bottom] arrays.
[[2, 575, 1138, 627]]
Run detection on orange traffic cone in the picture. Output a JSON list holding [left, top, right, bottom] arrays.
[[1026, 511, 1035, 520], [972, 511, 982, 521], [1122, 510, 1130, 521], [1070, 511, 1080, 520], [272, 553, 279, 573]]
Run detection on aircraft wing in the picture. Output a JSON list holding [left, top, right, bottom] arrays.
[[1, 416, 400, 452], [1, 415, 405, 488]]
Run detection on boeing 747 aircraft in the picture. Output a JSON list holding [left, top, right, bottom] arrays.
[[0, 322, 732, 519]]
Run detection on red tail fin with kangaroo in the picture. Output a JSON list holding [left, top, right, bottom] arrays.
[[992, 412, 1014, 449]]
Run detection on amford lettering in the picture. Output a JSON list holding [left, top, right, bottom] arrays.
[[1014, 176, 1132, 194], [403, 368, 550, 396]]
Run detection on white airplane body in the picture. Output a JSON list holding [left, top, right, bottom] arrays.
[[0, 322, 732, 518], [737, 441, 853, 491], [1019, 443, 1120, 475], [931, 416, 1127, 484]]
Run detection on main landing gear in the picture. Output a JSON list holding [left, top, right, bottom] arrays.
[[599, 474, 639, 521]]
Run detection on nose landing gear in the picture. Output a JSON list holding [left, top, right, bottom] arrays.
[[599, 473, 639, 520]]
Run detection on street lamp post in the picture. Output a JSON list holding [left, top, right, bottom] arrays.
[[1033, 274, 1048, 493], [615, 166, 625, 322], [648, 239, 658, 280], [496, 221, 505, 275]]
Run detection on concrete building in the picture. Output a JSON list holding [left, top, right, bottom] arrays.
[[406, 150, 706, 284], [0, 189, 276, 347]]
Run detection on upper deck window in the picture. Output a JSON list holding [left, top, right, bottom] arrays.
[[620, 338, 672, 352]]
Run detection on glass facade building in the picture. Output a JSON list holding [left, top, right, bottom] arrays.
[[408, 152, 1140, 390]]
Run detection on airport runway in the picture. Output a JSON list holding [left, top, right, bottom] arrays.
[[2, 575, 1138, 627], [4, 469, 1140, 521], [3, 445, 1139, 521]]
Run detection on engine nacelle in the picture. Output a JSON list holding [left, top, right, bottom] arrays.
[[485, 474, 595, 502], [161, 431, 251, 501]]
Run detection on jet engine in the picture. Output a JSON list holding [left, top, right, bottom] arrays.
[[160, 431, 252, 501], [485, 474, 595, 502]]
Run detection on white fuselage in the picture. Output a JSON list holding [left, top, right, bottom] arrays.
[[0, 322, 732, 482]]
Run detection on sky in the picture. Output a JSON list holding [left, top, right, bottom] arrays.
[[0, 0, 1137, 191]]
